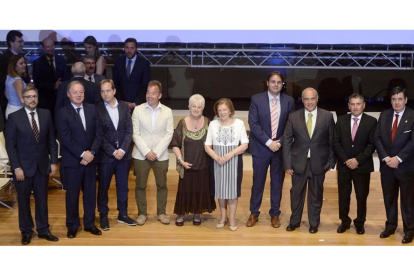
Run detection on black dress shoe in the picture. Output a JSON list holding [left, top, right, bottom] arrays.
[[38, 231, 59, 242], [193, 216, 201, 226], [21, 233, 34, 245], [286, 223, 300, 231], [355, 225, 365, 235], [380, 229, 395, 238], [84, 226, 102, 235], [337, 224, 350, 233], [309, 226, 318, 234], [100, 216, 110, 231], [67, 228, 78, 239], [402, 233, 414, 244]]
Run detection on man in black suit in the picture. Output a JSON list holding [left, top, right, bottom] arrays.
[[333, 93, 377, 235], [283, 87, 336, 234], [56, 80, 103, 238], [113, 37, 151, 110], [33, 38, 69, 120], [374, 86, 414, 244], [55, 62, 101, 119], [83, 55, 106, 83], [96, 79, 137, 230], [5, 86, 59, 245], [0, 30, 31, 115]]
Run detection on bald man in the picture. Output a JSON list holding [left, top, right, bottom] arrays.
[[282, 88, 336, 233]]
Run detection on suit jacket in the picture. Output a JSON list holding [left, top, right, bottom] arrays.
[[55, 76, 101, 118], [92, 73, 106, 84], [5, 108, 58, 177], [33, 54, 69, 105], [283, 107, 336, 175], [131, 103, 173, 161], [96, 101, 132, 163], [113, 55, 151, 105], [56, 103, 103, 168], [248, 91, 295, 157], [333, 113, 377, 173], [374, 107, 414, 174]]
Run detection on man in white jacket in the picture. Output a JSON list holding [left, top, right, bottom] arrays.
[[132, 80, 173, 226]]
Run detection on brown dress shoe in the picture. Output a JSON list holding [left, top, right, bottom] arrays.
[[271, 216, 281, 228], [246, 215, 259, 227]]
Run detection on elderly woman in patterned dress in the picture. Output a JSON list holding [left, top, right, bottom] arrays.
[[205, 98, 249, 231], [171, 94, 216, 226]]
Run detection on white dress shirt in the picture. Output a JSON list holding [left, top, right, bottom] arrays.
[[305, 108, 317, 157], [25, 107, 40, 132], [265, 91, 281, 147]]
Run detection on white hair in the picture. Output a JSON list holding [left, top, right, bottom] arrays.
[[189, 94, 205, 109]]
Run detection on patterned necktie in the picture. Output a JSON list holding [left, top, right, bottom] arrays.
[[307, 112, 313, 138], [351, 117, 359, 141], [391, 113, 399, 143], [30, 112, 39, 142], [126, 59, 132, 79], [271, 98, 278, 139]]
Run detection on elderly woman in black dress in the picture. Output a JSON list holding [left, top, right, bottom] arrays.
[[171, 94, 216, 226]]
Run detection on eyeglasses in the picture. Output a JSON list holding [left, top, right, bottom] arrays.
[[23, 95, 38, 99]]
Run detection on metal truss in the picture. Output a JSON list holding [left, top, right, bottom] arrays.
[[1, 42, 414, 70]]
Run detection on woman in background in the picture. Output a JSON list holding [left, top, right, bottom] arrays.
[[83, 35, 107, 75], [5, 55, 26, 119]]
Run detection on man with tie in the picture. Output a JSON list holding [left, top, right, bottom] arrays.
[[113, 38, 151, 110], [83, 55, 106, 83], [333, 93, 377, 235], [246, 71, 295, 228], [96, 79, 137, 230], [283, 87, 335, 233], [56, 80, 103, 238], [374, 86, 414, 244], [5, 86, 59, 245], [132, 80, 173, 225]]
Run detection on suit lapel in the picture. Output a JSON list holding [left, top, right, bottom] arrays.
[[299, 109, 310, 139], [71, 105, 86, 134], [103, 102, 118, 131], [385, 110, 393, 143], [20, 109, 36, 142], [394, 110, 411, 142]]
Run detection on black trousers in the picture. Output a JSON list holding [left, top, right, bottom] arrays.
[[290, 159, 325, 228], [337, 171, 370, 227], [380, 171, 414, 235], [14, 167, 49, 236]]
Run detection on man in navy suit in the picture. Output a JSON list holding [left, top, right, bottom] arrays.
[[56, 80, 103, 238], [247, 71, 295, 228], [113, 37, 151, 110], [374, 86, 414, 244], [33, 38, 69, 120], [96, 79, 137, 230], [333, 93, 377, 235], [55, 62, 101, 120], [5, 86, 59, 245], [83, 55, 106, 83]]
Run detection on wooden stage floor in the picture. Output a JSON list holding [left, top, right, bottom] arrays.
[[0, 170, 411, 246]]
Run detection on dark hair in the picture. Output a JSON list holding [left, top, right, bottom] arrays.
[[83, 54, 96, 62], [348, 93, 364, 103], [213, 98, 235, 117], [390, 86, 407, 98], [83, 35, 100, 59], [267, 71, 284, 83], [6, 30, 23, 48], [124, 38, 138, 48]]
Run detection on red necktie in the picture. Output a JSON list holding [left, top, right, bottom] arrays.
[[391, 114, 399, 143]]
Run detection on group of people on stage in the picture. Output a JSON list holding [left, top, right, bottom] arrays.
[[1, 30, 414, 246]]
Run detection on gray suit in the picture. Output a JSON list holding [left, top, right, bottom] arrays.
[[283, 107, 335, 228]]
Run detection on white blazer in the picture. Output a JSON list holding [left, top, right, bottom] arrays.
[[131, 103, 174, 161]]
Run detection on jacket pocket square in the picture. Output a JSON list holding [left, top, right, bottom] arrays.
[[404, 130, 412, 133]]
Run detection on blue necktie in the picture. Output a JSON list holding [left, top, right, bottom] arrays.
[[126, 59, 132, 79]]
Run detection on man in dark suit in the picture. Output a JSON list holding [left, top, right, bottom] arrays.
[[96, 79, 137, 230], [0, 30, 31, 115], [56, 80, 103, 238], [113, 37, 151, 110], [333, 93, 377, 235], [374, 86, 414, 244], [55, 62, 101, 119], [5, 86, 59, 245], [283, 87, 335, 233], [83, 55, 106, 83], [33, 38, 69, 120], [247, 71, 295, 228]]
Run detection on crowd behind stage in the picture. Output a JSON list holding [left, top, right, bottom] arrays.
[[1, 30, 414, 246]]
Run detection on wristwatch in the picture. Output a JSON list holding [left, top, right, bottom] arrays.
[[91, 150, 95, 155]]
